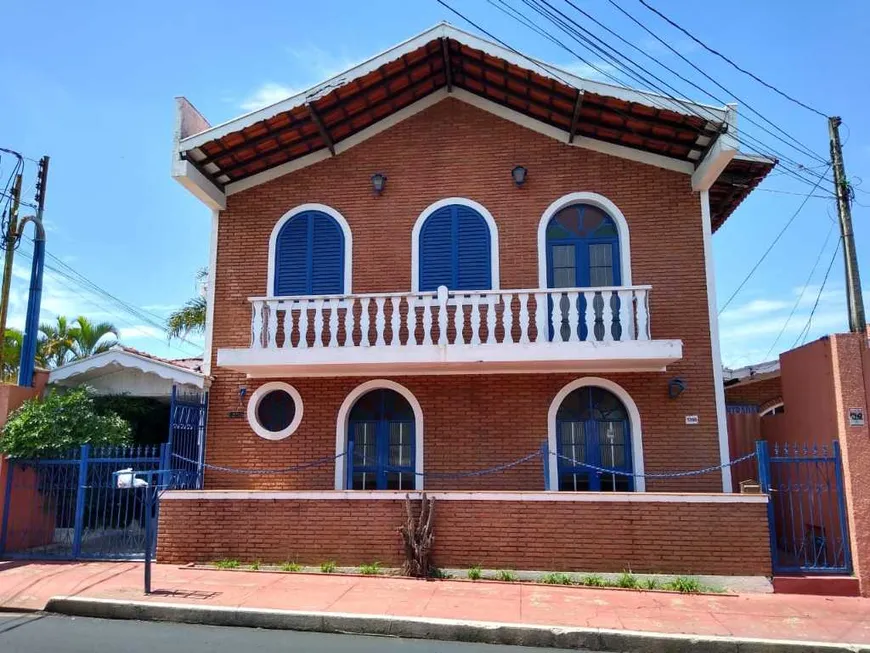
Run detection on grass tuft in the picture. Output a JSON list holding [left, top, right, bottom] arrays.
[[467, 565, 483, 580], [641, 577, 660, 590], [541, 572, 574, 585], [663, 576, 703, 593], [320, 560, 337, 574], [358, 562, 382, 575], [280, 562, 302, 572], [579, 574, 606, 587], [496, 569, 518, 582], [616, 571, 638, 589], [213, 559, 240, 569], [249, 561, 260, 571]]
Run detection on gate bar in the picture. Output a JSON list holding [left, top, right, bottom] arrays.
[[833, 440, 853, 573], [0, 460, 14, 555], [71, 444, 90, 559]]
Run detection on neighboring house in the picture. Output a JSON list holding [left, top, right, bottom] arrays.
[[48, 345, 208, 399], [162, 24, 776, 574], [724, 360, 784, 416]]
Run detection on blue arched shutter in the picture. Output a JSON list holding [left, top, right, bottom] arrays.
[[456, 205, 491, 290], [418, 204, 492, 291], [274, 211, 345, 296]]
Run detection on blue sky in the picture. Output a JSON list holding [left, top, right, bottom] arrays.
[[0, 0, 867, 367]]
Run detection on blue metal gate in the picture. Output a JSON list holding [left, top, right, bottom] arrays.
[[167, 386, 208, 489], [0, 444, 167, 560], [756, 441, 852, 575]]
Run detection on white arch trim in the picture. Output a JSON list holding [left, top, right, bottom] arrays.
[[537, 192, 632, 289], [546, 377, 646, 492], [247, 382, 304, 441], [334, 379, 425, 490], [266, 202, 353, 296], [760, 402, 784, 417], [410, 197, 500, 292]]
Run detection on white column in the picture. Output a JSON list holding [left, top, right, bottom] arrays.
[[701, 189, 732, 493]]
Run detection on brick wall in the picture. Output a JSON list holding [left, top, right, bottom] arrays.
[[158, 493, 771, 576], [725, 377, 783, 408], [208, 97, 720, 491]]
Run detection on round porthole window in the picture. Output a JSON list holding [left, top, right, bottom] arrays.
[[247, 382, 303, 441]]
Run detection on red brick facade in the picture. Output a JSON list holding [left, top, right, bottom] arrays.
[[157, 493, 771, 576], [207, 98, 724, 492]]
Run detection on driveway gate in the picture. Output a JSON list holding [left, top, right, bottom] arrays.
[[167, 387, 208, 489], [756, 440, 852, 574], [0, 444, 167, 560]]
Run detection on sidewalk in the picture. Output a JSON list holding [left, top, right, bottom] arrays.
[[2, 561, 870, 648]]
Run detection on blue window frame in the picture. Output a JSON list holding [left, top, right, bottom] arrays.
[[546, 203, 621, 289], [274, 210, 344, 296], [546, 203, 622, 341], [556, 386, 633, 492], [348, 389, 415, 490], [419, 204, 492, 291]]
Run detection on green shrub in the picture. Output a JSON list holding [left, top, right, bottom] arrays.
[[496, 569, 518, 582], [616, 572, 639, 589], [579, 574, 606, 587], [1, 388, 131, 458], [664, 576, 703, 593], [281, 562, 302, 572], [358, 562, 382, 575], [214, 559, 240, 569], [320, 560, 337, 573], [467, 565, 483, 580], [249, 561, 260, 571], [541, 572, 574, 585]]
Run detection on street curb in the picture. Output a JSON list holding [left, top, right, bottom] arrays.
[[45, 596, 870, 653]]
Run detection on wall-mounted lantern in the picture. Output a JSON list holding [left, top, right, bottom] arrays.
[[668, 377, 686, 399], [511, 165, 527, 187], [371, 172, 387, 195]]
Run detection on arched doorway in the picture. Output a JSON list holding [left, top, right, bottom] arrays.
[[347, 388, 416, 490], [554, 385, 634, 491]]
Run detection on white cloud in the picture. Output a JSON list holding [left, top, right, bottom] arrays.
[[118, 325, 166, 340], [240, 82, 298, 112], [238, 44, 360, 112], [557, 60, 618, 83]]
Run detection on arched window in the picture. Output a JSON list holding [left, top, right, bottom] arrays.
[[269, 205, 351, 296], [413, 199, 499, 292], [555, 385, 633, 492], [546, 203, 621, 289], [347, 388, 416, 490]]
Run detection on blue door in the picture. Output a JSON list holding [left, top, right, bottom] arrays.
[[348, 389, 415, 490], [556, 386, 633, 491], [546, 203, 621, 341]]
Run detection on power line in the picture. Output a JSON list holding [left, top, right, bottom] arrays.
[[635, 0, 828, 119], [765, 221, 836, 358], [719, 165, 831, 314], [792, 238, 842, 348], [485, 0, 830, 191]]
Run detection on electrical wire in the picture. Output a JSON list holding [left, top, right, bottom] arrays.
[[635, 0, 829, 119], [764, 220, 836, 358], [719, 165, 831, 314], [791, 238, 842, 348]]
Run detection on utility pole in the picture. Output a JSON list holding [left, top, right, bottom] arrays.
[[829, 116, 865, 334], [0, 173, 22, 379], [18, 156, 48, 387]]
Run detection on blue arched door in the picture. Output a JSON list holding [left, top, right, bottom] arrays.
[[348, 389, 415, 490], [556, 386, 633, 491], [546, 203, 622, 340]]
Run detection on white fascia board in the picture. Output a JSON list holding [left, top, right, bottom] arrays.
[[691, 104, 738, 192], [50, 349, 208, 390], [172, 160, 226, 210], [177, 22, 727, 154]]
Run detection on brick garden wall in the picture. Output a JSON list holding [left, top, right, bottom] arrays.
[[725, 377, 783, 409], [207, 97, 723, 492], [158, 493, 772, 576]]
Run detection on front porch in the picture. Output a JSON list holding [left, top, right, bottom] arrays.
[[217, 285, 682, 377]]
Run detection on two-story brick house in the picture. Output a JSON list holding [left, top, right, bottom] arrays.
[[160, 24, 775, 575]]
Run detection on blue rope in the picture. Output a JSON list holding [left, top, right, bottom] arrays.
[[552, 451, 757, 479], [171, 451, 346, 475]]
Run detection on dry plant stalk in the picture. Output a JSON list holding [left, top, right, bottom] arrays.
[[398, 492, 435, 577]]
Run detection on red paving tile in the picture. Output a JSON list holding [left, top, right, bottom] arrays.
[[1, 561, 869, 645]]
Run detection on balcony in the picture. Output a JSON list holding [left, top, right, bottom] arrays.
[[217, 285, 682, 377]]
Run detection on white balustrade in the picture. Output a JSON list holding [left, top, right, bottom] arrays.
[[248, 285, 652, 351]]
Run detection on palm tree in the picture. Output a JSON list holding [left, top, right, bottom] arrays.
[[70, 316, 119, 359], [2, 328, 22, 381], [168, 268, 207, 341], [39, 315, 77, 368]]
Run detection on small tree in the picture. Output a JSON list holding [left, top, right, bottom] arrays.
[[1, 387, 132, 458], [398, 492, 435, 578]]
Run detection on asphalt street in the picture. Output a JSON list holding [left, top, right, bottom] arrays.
[[0, 612, 581, 652]]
